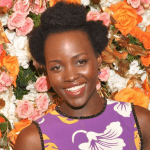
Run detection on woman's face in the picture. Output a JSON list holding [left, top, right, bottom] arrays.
[[45, 30, 101, 109]]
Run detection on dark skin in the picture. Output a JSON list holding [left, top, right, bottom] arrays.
[[14, 30, 150, 150]]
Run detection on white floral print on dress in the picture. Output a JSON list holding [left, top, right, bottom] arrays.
[[72, 121, 126, 150], [107, 99, 132, 117]]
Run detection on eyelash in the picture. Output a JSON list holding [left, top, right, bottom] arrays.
[[50, 66, 61, 71], [77, 60, 87, 65], [50, 60, 87, 71]]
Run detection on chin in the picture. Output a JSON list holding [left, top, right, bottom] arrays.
[[66, 100, 88, 110]]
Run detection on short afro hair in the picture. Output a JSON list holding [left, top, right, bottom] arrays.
[[29, 2, 108, 66]]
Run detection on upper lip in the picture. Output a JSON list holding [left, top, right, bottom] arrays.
[[63, 82, 86, 89]]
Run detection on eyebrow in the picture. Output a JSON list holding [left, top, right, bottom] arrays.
[[48, 53, 88, 64]]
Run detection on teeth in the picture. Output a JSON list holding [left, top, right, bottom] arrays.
[[66, 84, 85, 91]]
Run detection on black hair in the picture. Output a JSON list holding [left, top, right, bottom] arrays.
[[29, 2, 108, 66]]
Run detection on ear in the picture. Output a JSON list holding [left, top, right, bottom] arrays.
[[97, 55, 102, 68], [33, 59, 45, 69]]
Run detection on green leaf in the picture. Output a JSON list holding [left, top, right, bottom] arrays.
[[29, 12, 41, 27], [110, 25, 116, 31], [127, 53, 140, 62], [128, 35, 137, 44], [0, 114, 11, 130], [13, 65, 37, 99], [0, 122, 7, 132]]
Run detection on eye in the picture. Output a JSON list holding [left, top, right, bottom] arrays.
[[51, 66, 62, 71], [77, 60, 87, 66]]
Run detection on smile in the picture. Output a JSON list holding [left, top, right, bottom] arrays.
[[66, 84, 85, 91], [64, 84, 86, 96]]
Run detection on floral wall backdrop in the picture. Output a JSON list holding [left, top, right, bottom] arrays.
[[0, 0, 150, 149]]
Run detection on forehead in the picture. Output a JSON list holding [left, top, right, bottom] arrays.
[[44, 30, 96, 59]]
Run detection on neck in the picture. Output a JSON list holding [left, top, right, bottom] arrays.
[[58, 93, 105, 118]]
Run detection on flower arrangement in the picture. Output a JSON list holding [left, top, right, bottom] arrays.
[[0, 0, 150, 149]]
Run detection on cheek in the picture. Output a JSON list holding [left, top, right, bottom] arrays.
[[47, 71, 63, 90], [81, 63, 98, 81]]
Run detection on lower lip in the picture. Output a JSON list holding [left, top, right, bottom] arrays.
[[64, 85, 85, 97]]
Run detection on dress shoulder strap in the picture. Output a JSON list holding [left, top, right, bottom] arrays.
[[131, 103, 143, 150], [32, 121, 45, 150]]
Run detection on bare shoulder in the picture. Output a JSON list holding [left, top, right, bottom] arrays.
[[134, 105, 150, 150], [14, 123, 41, 150]]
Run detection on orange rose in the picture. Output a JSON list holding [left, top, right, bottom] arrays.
[[146, 25, 150, 32], [114, 87, 149, 108], [130, 26, 143, 42], [0, 130, 2, 138], [0, 116, 5, 123], [49, 0, 81, 7], [7, 129, 17, 145], [142, 79, 150, 98], [142, 32, 150, 50], [110, 2, 142, 36], [130, 25, 150, 49], [141, 52, 150, 67], [0, 50, 6, 66], [2, 55, 19, 87], [0, 116, 5, 138], [7, 119, 31, 145], [14, 119, 31, 132]]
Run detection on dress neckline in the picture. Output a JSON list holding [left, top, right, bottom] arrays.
[[55, 98, 107, 120]]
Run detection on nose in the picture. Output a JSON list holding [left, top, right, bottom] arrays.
[[64, 66, 80, 82]]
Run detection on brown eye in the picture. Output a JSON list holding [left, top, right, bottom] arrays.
[[51, 66, 61, 71], [77, 60, 87, 66]]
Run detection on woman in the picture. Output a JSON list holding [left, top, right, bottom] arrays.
[[14, 2, 150, 150]]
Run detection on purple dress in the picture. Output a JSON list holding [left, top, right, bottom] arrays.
[[35, 99, 142, 150]]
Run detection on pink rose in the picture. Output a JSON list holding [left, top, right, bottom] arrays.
[[8, 11, 26, 29], [86, 11, 101, 21], [141, 0, 150, 6], [13, 0, 30, 14], [34, 0, 47, 5], [16, 100, 34, 119], [127, 0, 140, 8], [35, 76, 50, 92], [0, 72, 12, 86], [98, 67, 110, 82], [0, 44, 3, 56], [0, 83, 7, 93], [99, 12, 110, 26], [7, 17, 16, 30], [28, 109, 44, 121], [86, 11, 110, 26], [16, 17, 34, 36], [96, 81, 101, 90], [31, 4, 46, 15], [136, 5, 145, 15], [0, 0, 13, 9], [35, 94, 49, 112]]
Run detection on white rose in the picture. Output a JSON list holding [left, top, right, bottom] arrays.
[[128, 60, 145, 75], [4, 29, 16, 44], [141, 73, 147, 82], [0, 14, 8, 26], [23, 83, 38, 101], [81, 0, 90, 6], [138, 10, 150, 31], [100, 0, 121, 7], [4, 29, 30, 68], [13, 35, 28, 50], [26, 81, 36, 90], [108, 70, 128, 92], [1, 101, 16, 121], [89, 6, 100, 11]]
